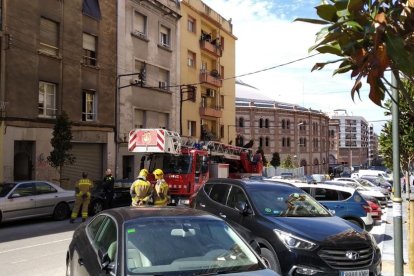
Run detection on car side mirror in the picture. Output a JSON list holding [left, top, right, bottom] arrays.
[[99, 250, 115, 272], [9, 193, 21, 199], [235, 201, 252, 215]]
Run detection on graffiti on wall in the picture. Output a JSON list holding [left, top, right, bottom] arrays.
[[37, 153, 49, 168]]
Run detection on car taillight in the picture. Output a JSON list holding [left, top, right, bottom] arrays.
[[362, 204, 372, 213]]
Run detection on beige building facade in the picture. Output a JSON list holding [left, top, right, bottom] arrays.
[[116, 0, 181, 179], [0, 0, 117, 185], [179, 0, 236, 143]]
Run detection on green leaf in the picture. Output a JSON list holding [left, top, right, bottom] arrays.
[[333, 64, 353, 74], [316, 4, 338, 22], [309, 32, 344, 52], [294, 18, 330, 25], [385, 33, 414, 76], [343, 21, 364, 31], [315, 44, 343, 55]]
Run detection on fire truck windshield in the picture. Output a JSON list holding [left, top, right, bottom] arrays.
[[149, 154, 192, 174]]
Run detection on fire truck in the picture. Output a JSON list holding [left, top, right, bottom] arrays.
[[128, 128, 263, 204]]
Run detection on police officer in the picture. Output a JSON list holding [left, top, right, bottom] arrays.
[[70, 172, 93, 223], [153, 169, 170, 206], [131, 169, 153, 206], [102, 169, 115, 208]]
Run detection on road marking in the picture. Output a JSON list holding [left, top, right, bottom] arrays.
[[0, 238, 71, 254]]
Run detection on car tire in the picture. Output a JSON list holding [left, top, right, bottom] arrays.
[[66, 257, 71, 276], [53, 202, 70, 221], [260, 247, 281, 274], [346, 218, 364, 229], [90, 199, 104, 216]]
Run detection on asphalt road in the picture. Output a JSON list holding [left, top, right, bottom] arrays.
[[0, 217, 80, 276]]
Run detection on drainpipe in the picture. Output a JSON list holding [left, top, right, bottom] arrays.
[[0, 0, 7, 182]]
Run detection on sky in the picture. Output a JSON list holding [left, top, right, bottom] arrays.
[[201, 0, 390, 134]]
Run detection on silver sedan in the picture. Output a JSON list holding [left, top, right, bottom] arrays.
[[0, 181, 75, 224]]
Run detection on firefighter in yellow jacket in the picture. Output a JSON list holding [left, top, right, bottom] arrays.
[[70, 172, 93, 223], [153, 169, 170, 206], [131, 169, 153, 206]]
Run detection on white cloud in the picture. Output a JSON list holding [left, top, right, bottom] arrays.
[[202, 0, 389, 133]]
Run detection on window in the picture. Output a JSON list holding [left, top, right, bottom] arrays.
[[265, 119, 269, 128], [227, 186, 248, 209], [187, 16, 196, 33], [158, 68, 169, 90], [39, 17, 59, 56], [13, 183, 35, 197], [83, 0, 101, 20], [287, 137, 291, 147], [209, 184, 231, 205], [265, 137, 269, 147], [38, 81, 56, 118], [220, 125, 224, 138], [187, 50, 196, 68], [82, 90, 96, 121], [238, 117, 244, 127], [259, 118, 263, 128], [36, 182, 57, 194], [286, 120, 290, 129], [315, 188, 339, 201], [220, 95, 224, 109], [259, 137, 263, 147], [88, 216, 117, 256], [188, 121, 196, 136], [134, 109, 144, 128], [83, 33, 97, 66], [281, 119, 285, 129], [282, 137, 286, 147], [133, 11, 146, 37], [220, 65, 224, 78], [160, 25, 170, 47]]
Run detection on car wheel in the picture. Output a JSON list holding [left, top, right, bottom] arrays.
[[346, 218, 364, 229], [66, 256, 71, 276], [260, 247, 281, 274], [90, 200, 104, 216], [53, 202, 70, 220]]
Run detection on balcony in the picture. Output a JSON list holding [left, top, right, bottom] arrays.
[[199, 70, 223, 88], [199, 105, 222, 118], [199, 39, 222, 57]]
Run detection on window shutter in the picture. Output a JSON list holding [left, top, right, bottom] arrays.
[[83, 33, 96, 51], [40, 18, 58, 46], [134, 12, 145, 34]]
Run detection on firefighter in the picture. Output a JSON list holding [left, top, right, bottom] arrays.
[[131, 169, 153, 206], [153, 169, 170, 206], [70, 172, 93, 223]]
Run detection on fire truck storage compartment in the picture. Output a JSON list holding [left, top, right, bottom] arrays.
[[209, 163, 229, 178]]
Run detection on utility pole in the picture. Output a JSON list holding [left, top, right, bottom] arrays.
[[391, 71, 404, 276]]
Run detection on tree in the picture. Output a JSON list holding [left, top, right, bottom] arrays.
[[47, 111, 76, 184], [295, 0, 414, 115], [270, 152, 281, 167], [281, 155, 295, 169]]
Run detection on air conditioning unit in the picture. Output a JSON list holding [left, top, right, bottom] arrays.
[[130, 78, 141, 85], [159, 81, 167, 89], [206, 88, 216, 97]]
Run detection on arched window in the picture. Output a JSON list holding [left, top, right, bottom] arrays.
[[286, 120, 290, 129], [265, 137, 269, 147], [287, 138, 291, 147], [238, 117, 244, 127], [282, 137, 286, 147], [299, 137, 303, 147], [304, 138, 307, 147], [259, 118, 263, 128], [281, 119, 285, 129], [265, 119, 269, 128], [259, 137, 263, 147], [239, 136, 244, 146]]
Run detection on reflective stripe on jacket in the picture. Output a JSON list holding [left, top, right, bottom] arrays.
[[76, 178, 93, 198], [154, 179, 169, 206]]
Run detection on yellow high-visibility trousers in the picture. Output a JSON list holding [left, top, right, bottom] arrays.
[[71, 195, 91, 219]]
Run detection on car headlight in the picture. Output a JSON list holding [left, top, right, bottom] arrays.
[[274, 229, 317, 250], [367, 232, 378, 248]]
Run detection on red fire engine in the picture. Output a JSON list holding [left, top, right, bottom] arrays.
[[128, 128, 263, 204]]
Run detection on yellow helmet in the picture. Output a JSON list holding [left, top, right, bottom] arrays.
[[153, 169, 164, 176], [139, 169, 149, 177]]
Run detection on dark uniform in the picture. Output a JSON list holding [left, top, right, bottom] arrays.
[[103, 169, 115, 208]]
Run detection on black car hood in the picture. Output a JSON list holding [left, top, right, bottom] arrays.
[[267, 216, 371, 246]]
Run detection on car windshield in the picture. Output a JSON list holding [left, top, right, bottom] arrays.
[[249, 188, 331, 217], [149, 153, 192, 174], [358, 179, 376, 188], [124, 217, 265, 275], [0, 183, 15, 197]]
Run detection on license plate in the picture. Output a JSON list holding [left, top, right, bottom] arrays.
[[340, 270, 369, 276]]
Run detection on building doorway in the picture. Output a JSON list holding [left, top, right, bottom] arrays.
[[14, 141, 35, 180]]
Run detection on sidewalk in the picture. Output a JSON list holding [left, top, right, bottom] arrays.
[[376, 191, 414, 276]]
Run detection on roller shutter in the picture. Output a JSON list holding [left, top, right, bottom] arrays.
[[61, 143, 103, 189]]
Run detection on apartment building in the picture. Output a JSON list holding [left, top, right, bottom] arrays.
[[179, 0, 236, 143], [330, 109, 369, 171], [116, 0, 181, 179], [0, 0, 117, 185], [235, 80, 330, 175]]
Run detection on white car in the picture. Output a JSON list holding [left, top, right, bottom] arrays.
[[0, 181, 75, 224], [333, 177, 391, 199], [325, 180, 388, 208]]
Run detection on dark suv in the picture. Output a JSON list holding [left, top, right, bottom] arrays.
[[190, 178, 382, 276]]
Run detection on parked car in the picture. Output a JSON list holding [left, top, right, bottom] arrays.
[[89, 179, 134, 215], [325, 180, 388, 208], [360, 175, 393, 192], [190, 178, 382, 275], [363, 195, 383, 222], [292, 182, 375, 231], [66, 206, 278, 276], [333, 177, 391, 199], [0, 181, 74, 224]]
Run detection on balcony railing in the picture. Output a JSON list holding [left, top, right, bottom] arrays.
[[199, 39, 222, 57], [199, 70, 222, 88], [199, 104, 222, 118]]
